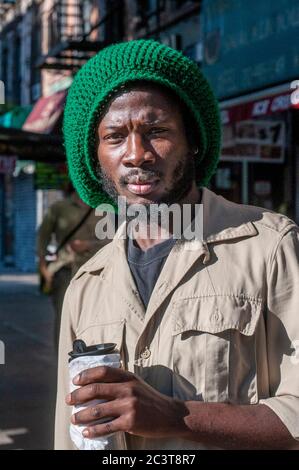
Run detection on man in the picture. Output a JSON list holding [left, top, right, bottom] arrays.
[[38, 184, 110, 347], [55, 39, 299, 449]]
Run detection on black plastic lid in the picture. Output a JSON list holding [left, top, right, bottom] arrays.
[[68, 339, 117, 362]]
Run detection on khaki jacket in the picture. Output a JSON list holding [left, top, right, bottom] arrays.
[[55, 188, 299, 450]]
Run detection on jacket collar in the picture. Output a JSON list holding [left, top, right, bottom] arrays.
[[77, 187, 258, 276], [202, 187, 257, 243]]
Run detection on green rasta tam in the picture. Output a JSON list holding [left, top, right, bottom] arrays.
[[63, 39, 221, 208]]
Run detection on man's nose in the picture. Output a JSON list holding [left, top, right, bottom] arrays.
[[122, 132, 156, 167]]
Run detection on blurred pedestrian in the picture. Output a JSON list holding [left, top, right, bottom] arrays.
[[37, 184, 111, 349]]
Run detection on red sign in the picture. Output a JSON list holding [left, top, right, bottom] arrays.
[[23, 90, 67, 134], [221, 91, 299, 125]]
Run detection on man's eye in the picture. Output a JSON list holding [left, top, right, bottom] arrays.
[[105, 133, 124, 141], [148, 128, 166, 135]]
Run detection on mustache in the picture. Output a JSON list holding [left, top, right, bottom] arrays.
[[119, 169, 163, 185]]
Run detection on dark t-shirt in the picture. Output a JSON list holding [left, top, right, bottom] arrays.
[[126, 190, 202, 309], [127, 235, 176, 309]]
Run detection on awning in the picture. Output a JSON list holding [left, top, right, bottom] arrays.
[[22, 89, 67, 134], [0, 105, 33, 128], [0, 126, 64, 161], [220, 84, 299, 125]]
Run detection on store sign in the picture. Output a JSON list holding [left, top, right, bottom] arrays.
[[222, 120, 285, 162], [35, 162, 68, 189], [202, 0, 299, 98], [0, 156, 17, 174], [220, 91, 297, 125]]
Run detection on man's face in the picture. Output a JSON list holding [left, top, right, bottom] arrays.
[[97, 85, 196, 208]]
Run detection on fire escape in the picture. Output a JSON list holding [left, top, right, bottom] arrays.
[[37, 0, 123, 71]]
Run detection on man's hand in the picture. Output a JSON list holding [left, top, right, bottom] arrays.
[[65, 366, 296, 448], [68, 239, 94, 254], [43, 270, 53, 287], [39, 259, 54, 291], [66, 366, 188, 440]]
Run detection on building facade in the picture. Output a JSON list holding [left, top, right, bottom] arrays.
[[0, 0, 38, 269]]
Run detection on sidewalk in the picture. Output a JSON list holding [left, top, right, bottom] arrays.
[[0, 271, 57, 449]]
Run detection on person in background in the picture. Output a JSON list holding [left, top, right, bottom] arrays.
[[37, 183, 111, 348]]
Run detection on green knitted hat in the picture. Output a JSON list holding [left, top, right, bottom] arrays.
[[63, 39, 221, 208]]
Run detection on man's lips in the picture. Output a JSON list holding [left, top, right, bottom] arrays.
[[126, 179, 160, 195]]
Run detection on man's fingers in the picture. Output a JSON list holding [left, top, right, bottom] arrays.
[[67, 382, 120, 405], [73, 365, 133, 386], [72, 399, 123, 425], [82, 417, 125, 439]]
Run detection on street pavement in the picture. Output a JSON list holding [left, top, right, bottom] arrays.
[[0, 270, 57, 449]]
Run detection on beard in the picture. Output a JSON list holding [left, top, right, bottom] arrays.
[[96, 152, 196, 217]]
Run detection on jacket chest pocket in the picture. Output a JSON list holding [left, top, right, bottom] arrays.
[[75, 319, 126, 364], [171, 296, 262, 404]]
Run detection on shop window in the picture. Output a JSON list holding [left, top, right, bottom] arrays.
[[210, 162, 242, 204], [248, 163, 293, 217]]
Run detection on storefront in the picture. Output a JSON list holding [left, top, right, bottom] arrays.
[[0, 89, 66, 269], [201, 0, 299, 223], [209, 85, 299, 222]]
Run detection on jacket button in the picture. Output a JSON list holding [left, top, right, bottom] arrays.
[[140, 347, 151, 359], [212, 311, 223, 322]]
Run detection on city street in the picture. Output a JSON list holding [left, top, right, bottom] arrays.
[[0, 271, 57, 449]]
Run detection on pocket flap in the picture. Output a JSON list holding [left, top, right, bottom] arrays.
[[76, 319, 125, 351], [172, 296, 263, 336]]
